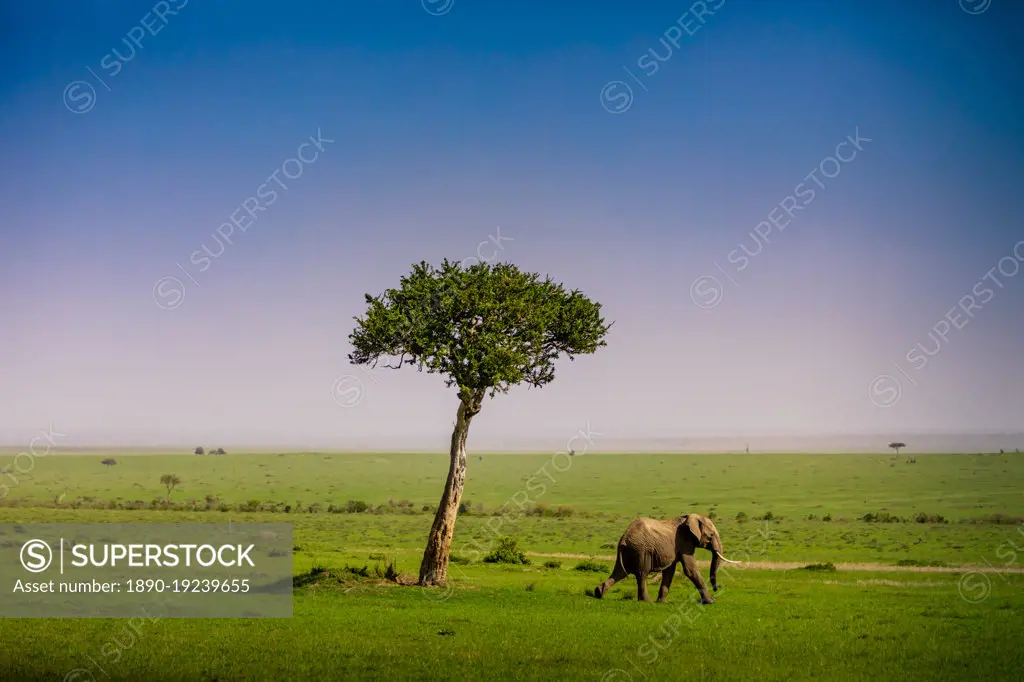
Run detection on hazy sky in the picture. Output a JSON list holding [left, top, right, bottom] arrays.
[[1, 0, 1022, 448]]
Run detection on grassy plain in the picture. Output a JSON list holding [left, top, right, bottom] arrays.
[[1, 451, 1023, 680]]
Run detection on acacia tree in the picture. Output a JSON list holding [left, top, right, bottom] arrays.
[[160, 474, 181, 501], [349, 260, 610, 587], [889, 441, 906, 456]]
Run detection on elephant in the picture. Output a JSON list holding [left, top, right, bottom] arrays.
[[593, 514, 739, 604]]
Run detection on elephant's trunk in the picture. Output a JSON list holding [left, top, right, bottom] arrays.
[[708, 534, 724, 590], [709, 550, 721, 591]]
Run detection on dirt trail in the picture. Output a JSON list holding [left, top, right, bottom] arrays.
[[525, 552, 1024, 574], [341, 548, 1024, 574]]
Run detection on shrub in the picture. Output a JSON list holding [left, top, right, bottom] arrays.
[[373, 558, 399, 581], [543, 560, 562, 569], [450, 554, 473, 565], [896, 559, 946, 567], [483, 537, 530, 565], [422, 504, 433, 512], [574, 560, 607, 573], [524, 583, 536, 592], [801, 562, 836, 572], [735, 511, 748, 522], [860, 512, 905, 523], [343, 564, 371, 578], [807, 514, 817, 521], [914, 513, 948, 524], [368, 552, 386, 561], [346, 500, 369, 513], [759, 511, 775, 521], [822, 513, 832, 522]]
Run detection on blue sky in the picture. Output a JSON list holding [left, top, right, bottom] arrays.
[[1, 0, 1022, 447]]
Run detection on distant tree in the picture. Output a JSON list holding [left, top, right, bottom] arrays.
[[213, 448, 226, 455], [101, 458, 117, 468], [194, 447, 204, 455], [888, 442, 906, 456], [999, 449, 1005, 455], [348, 259, 610, 587], [569, 449, 576, 456], [160, 474, 182, 501]]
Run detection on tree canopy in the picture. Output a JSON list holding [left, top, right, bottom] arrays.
[[348, 260, 610, 398]]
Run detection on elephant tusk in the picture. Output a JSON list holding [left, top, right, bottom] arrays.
[[715, 552, 741, 564]]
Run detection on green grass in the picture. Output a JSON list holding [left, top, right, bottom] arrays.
[[1, 451, 1024, 680], [4, 451, 1024, 519]]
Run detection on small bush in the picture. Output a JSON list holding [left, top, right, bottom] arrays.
[[483, 537, 530, 565], [543, 560, 562, 569], [861, 512, 905, 523], [346, 500, 369, 513], [914, 513, 948, 524], [574, 560, 607, 573], [801, 562, 836, 572], [524, 583, 535, 592], [450, 554, 473, 565], [372, 558, 399, 581], [807, 514, 817, 521], [759, 511, 775, 521], [368, 552, 386, 561], [735, 511, 748, 522], [896, 559, 946, 567], [822, 513, 832, 522], [343, 564, 371, 578]]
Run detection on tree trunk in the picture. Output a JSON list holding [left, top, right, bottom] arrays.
[[418, 390, 484, 586]]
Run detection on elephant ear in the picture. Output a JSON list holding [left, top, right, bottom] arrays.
[[684, 515, 705, 545]]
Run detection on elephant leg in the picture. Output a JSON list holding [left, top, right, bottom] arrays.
[[595, 560, 629, 598], [656, 563, 677, 603], [636, 573, 652, 602], [681, 554, 713, 604]]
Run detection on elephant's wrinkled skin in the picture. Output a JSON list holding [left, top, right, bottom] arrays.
[[593, 514, 737, 604]]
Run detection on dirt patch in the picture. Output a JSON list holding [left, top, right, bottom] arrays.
[[823, 579, 948, 587], [523, 552, 1024, 574]]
